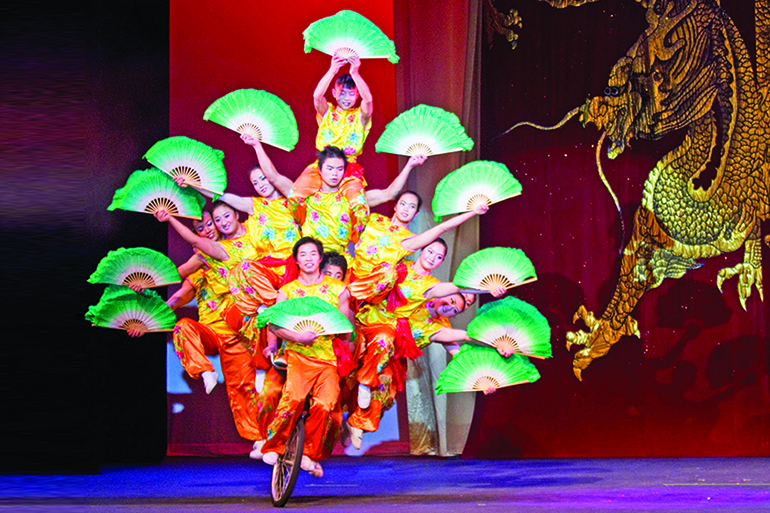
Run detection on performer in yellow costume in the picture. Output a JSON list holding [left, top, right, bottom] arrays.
[[130, 214, 262, 444], [291, 55, 373, 201], [349, 190, 490, 305], [261, 237, 352, 478], [348, 239, 505, 448]]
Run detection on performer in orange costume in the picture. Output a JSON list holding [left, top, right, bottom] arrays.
[[131, 213, 262, 444], [260, 237, 352, 478], [348, 238, 506, 448], [291, 54, 373, 202]]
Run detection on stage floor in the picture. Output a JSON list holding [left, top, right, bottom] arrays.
[[2, 457, 769, 512]]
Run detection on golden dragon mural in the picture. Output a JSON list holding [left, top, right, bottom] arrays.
[[505, 0, 769, 380]]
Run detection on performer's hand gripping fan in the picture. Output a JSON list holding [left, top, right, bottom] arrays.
[[375, 104, 474, 157], [88, 247, 181, 289], [303, 10, 399, 64], [432, 160, 522, 222], [256, 296, 353, 336], [453, 247, 537, 293], [435, 344, 540, 394], [203, 89, 299, 152], [467, 296, 552, 359], [108, 168, 205, 219], [143, 136, 227, 196], [85, 285, 176, 333]]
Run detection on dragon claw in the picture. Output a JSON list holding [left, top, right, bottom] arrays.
[[717, 262, 763, 311]]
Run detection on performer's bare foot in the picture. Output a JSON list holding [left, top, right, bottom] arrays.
[[201, 371, 218, 394], [262, 451, 278, 466], [249, 440, 264, 460], [301, 456, 323, 477], [349, 425, 363, 450], [357, 384, 371, 409]]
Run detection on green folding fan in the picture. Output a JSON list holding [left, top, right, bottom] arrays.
[[203, 89, 299, 152], [375, 104, 474, 157], [467, 297, 551, 359], [88, 247, 181, 289], [108, 168, 205, 219], [432, 161, 522, 222], [256, 296, 352, 335], [303, 10, 399, 64], [435, 344, 540, 394], [143, 136, 227, 195], [453, 247, 537, 292], [85, 285, 176, 333]]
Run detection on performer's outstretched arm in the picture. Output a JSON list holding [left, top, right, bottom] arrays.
[[313, 55, 346, 116], [155, 209, 229, 261], [402, 203, 488, 252], [241, 134, 294, 197], [365, 155, 426, 207]]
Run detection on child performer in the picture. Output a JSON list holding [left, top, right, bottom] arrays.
[[260, 237, 352, 478], [292, 55, 373, 201]]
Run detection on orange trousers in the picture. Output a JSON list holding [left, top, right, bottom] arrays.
[[261, 351, 342, 461], [347, 324, 398, 433], [172, 318, 261, 441]]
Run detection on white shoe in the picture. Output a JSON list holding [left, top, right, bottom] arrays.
[[349, 426, 363, 450], [249, 440, 264, 460], [357, 384, 371, 409], [201, 371, 218, 394], [254, 370, 266, 394], [262, 451, 278, 466]]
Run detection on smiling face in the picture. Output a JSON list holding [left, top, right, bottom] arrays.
[[319, 157, 346, 189], [212, 204, 239, 237], [394, 192, 420, 224], [250, 167, 277, 198], [332, 84, 359, 110], [418, 241, 447, 271], [193, 212, 219, 241], [433, 293, 466, 318], [296, 241, 322, 275]]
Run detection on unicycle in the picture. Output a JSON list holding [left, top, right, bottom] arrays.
[[270, 396, 310, 507]]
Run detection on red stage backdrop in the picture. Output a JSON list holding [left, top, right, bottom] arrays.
[[167, 0, 398, 454], [466, 0, 769, 457], [167, 0, 768, 458]]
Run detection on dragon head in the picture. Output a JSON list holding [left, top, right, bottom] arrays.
[[580, 0, 723, 159]]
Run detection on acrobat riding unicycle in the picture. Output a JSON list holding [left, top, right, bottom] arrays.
[[270, 396, 310, 507]]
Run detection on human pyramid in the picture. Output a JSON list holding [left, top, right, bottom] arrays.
[[87, 11, 551, 479]]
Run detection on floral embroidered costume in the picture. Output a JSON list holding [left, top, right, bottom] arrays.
[[291, 103, 371, 201], [348, 213, 415, 304], [171, 267, 261, 442], [292, 189, 370, 261], [348, 262, 442, 433], [228, 197, 301, 347], [260, 275, 347, 462]]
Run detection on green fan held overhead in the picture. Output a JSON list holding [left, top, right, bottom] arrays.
[[454, 247, 537, 293], [433, 161, 522, 222], [303, 10, 399, 64], [435, 344, 540, 394], [203, 89, 299, 152], [108, 168, 205, 219], [88, 247, 181, 289], [256, 296, 352, 336], [85, 285, 176, 333], [468, 297, 551, 359], [143, 136, 227, 195], [375, 104, 474, 157]]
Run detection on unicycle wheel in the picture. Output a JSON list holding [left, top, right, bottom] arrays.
[[270, 417, 305, 507]]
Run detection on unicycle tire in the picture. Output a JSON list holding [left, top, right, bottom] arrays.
[[270, 417, 305, 507]]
